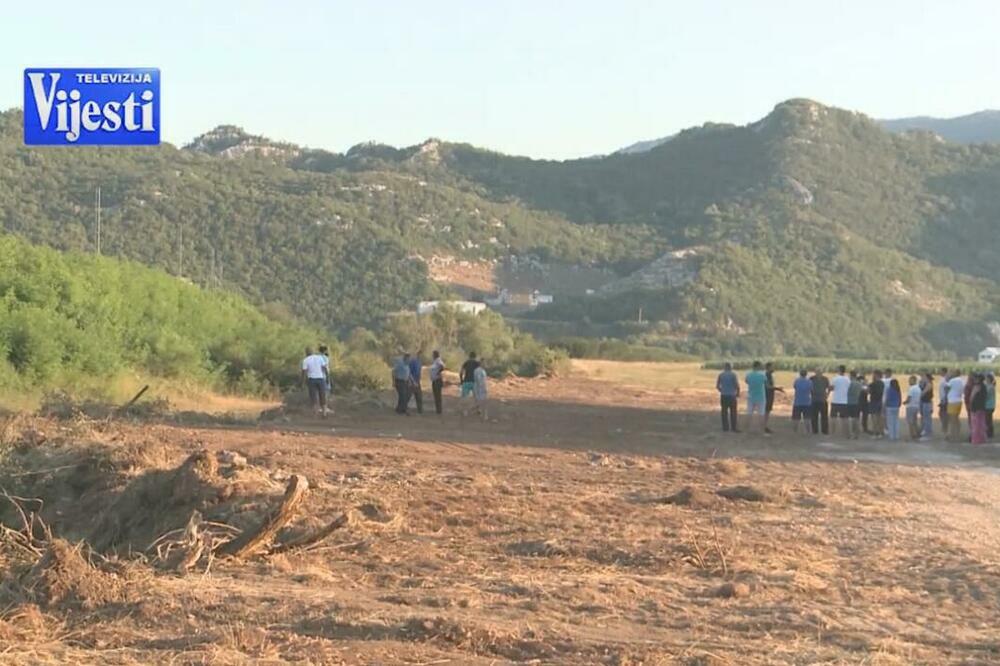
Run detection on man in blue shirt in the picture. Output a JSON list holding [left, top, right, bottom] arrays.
[[392, 353, 412, 415], [408, 352, 424, 415], [791, 369, 813, 435], [715, 362, 740, 433], [745, 361, 768, 433]]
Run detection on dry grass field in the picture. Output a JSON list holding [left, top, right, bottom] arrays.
[[0, 361, 998, 664]]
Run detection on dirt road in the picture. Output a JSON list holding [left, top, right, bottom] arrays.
[[1, 365, 998, 664]]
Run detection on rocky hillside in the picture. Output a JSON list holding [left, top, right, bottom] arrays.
[[0, 110, 653, 332], [3, 99, 1000, 358]]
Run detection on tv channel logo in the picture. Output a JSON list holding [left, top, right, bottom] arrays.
[[23, 68, 160, 145]]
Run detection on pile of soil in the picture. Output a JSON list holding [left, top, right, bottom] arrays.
[[659, 486, 719, 508], [1, 539, 140, 610], [88, 449, 232, 553], [0, 418, 285, 557]]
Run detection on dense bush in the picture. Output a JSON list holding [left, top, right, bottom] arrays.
[[376, 306, 568, 377], [0, 234, 321, 394], [330, 350, 390, 392]]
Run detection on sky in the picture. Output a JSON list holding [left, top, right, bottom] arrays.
[[2, 0, 999, 159]]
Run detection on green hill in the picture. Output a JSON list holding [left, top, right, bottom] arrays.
[[411, 100, 1000, 358], [0, 109, 656, 333], [4, 99, 1000, 359]]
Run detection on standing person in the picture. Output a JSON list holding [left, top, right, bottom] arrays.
[[883, 369, 894, 390], [904, 375, 922, 440], [791, 369, 813, 435], [301, 347, 330, 417], [937, 367, 950, 438], [829, 365, 851, 437], [847, 372, 863, 439], [985, 373, 996, 440], [946, 370, 965, 443], [392, 352, 412, 415], [715, 362, 741, 433], [319, 345, 333, 398], [969, 373, 988, 445], [964, 372, 976, 441], [408, 352, 424, 415], [459, 352, 481, 414], [429, 350, 445, 416], [810, 369, 831, 436], [764, 362, 784, 435], [472, 360, 489, 421], [919, 372, 934, 440], [885, 378, 902, 441], [868, 370, 885, 439], [858, 374, 870, 434], [745, 361, 767, 434], [882, 369, 894, 436]]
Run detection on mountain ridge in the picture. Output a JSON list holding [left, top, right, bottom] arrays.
[[3, 98, 1000, 358]]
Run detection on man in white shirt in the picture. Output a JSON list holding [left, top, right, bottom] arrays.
[[301, 347, 330, 416], [829, 365, 852, 437], [429, 350, 446, 415], [946, 370, 965, 442]]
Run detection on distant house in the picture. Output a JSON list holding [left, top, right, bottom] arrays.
[[417, 300, 486, 316], [484, 288, 553, 310], [978, 347, 1000, 364]]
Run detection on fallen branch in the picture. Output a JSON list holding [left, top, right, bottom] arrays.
[[105, 385, 150, 422], [268, 512, 349, 555], [214, 475, 308, 560], [121, 385, 150, 412], [1, 490, 49, 549]]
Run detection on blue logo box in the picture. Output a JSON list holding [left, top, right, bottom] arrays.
[[24, 68, 160, 145]]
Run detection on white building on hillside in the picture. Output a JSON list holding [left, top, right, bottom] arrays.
[[417, 300, 487, 316], [978, 347, 1000, 364]]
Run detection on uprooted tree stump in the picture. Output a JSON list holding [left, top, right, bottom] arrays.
[[214, 474, 309, 560], [268, 512, 349, 556]]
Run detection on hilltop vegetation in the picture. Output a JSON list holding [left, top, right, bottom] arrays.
[[0, 110, 659, 333], [4, 99, 1000, 359], [419, 101, 1000, 358]]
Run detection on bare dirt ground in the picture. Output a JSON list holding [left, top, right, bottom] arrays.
[[1, 362, 999, 665]]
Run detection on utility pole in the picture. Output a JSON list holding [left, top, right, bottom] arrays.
[[638, 307, 644, 324], [177, 226, 183, 276], [95, 186, 102, 254]]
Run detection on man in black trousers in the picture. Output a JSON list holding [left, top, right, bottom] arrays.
[[810, 369, 831, 435], [429, 350, 445, 415], [392, 352, 411, 415]]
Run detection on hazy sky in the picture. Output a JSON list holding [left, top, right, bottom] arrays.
[[3, 1, 998, 158]]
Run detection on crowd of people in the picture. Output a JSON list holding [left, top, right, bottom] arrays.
[[391, 350, 489, 419], [715, 361, 997, 445], [299, 347, 490, 420]]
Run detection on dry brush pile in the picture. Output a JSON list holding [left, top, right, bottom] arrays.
[[0, 412, 349, 632]]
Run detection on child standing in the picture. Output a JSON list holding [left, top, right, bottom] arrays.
[[885, 378, 902, 441], [904, 375, 922, 440]]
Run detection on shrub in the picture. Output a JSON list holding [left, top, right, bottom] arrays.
[[331, 351, 390, 392]]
